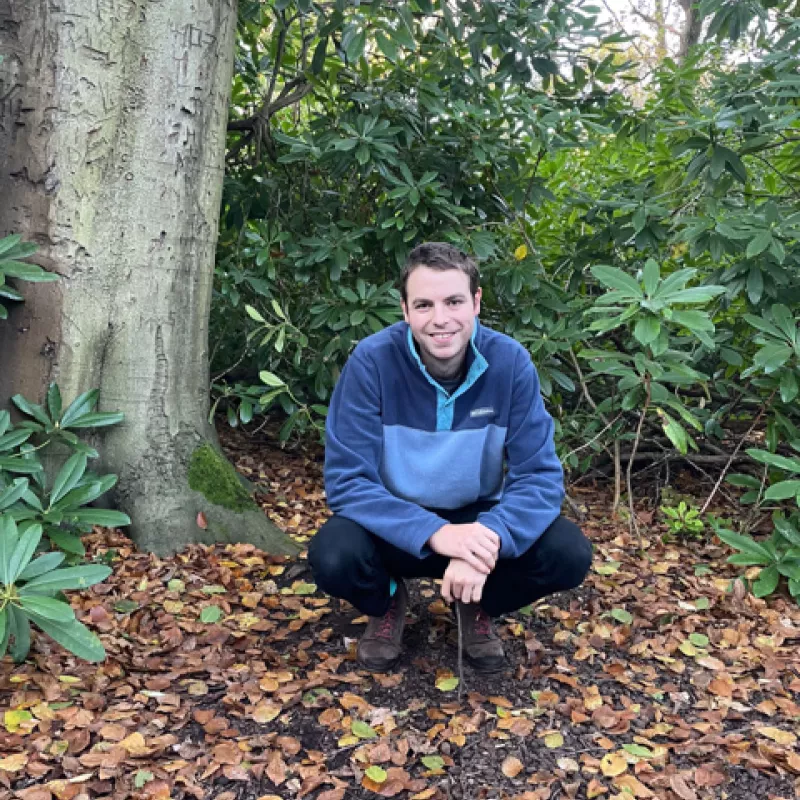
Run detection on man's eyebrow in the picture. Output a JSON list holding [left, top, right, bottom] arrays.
[[412, 294, 466, 304]]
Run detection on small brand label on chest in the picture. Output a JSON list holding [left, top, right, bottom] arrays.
[[470, 407, 495, 418]]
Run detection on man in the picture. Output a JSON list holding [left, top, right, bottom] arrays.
[[309, 243, 592, 673]]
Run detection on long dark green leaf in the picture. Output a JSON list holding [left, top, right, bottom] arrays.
[[27, 614, 106, 662], [19, 564, 112, 594], [50, 453, 88, 506], [17, 551, 66, 582], [7, 523, 42, 584], [8, 605, 31, 662], [59, 390, 99, 427]]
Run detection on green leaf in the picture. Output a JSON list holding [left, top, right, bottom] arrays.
[[245, 304, 265, 323], [200, 605, 222, 623], [754, 344, 792, 373], [376, 31, 398, 63], [17, 551, 66, 582], [64, 509, 131, 528], [65, 411, 124, 429], [7, 604, 31, 662], [764, 481, 800, 501], [746, 449, 800, 474], [780, 372, 798, 404], [59, 390, 99, 427], [0, 514, 20, 585], [18, 595, 76, 622], [622, 744, 654, 758], [134, 771, 154, 789], [1, 261, 59, 282], [10, 395, 50, 426], [27, 614, 106, 662], [311, 37, 328, 74], [259, 370, 285, 388], [611, 608, 633, 624], [590, 265, 643, 298], [365, 766, 387, 783], [7, 523, 42, 584], [0, 429, 33, 453], [753, 565, 780, 598], [746, 231, 772, 258], [19, 564, 112, 594], [422, 755, 445, 771], [47, 530, 85, 556], [46, 384, 62, 421], [661, 286, 725, 304], [689, 633, 709, 647], [351, 720, 378, 739], [51, 453, 88, 506], [634, 316, 661, 346], [715, 528, 772, 562], [643, 259, 660, 296]]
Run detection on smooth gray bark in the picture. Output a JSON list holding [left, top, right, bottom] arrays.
[[0, 0, 299, 556]]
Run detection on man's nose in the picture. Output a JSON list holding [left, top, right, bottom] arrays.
[[433, 305, 448, 325]]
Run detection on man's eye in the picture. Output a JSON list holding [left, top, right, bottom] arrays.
[[449, 299, 463, 306]]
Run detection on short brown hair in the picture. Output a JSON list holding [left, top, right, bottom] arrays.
[[400, 242, 480, 302]]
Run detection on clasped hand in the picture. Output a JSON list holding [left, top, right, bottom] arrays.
[[428, 522, 500, 574], [429, 522, 501, 605]]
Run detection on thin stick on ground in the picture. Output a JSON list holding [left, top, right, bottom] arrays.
[[627, 374, 651, 549], [700, 390, 776, 514], [455, 602, 466, 702], [568, 349, 622, 513]]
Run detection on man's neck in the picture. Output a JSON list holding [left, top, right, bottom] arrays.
[[422, 353, 467, 384]]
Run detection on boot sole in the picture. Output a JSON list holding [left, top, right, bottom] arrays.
[[357, 655, 401, 672], [465, 653, 508, 674]]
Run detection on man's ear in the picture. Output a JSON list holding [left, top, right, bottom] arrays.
[[473, 287, 482, 316], [401, 301, 410, 323]]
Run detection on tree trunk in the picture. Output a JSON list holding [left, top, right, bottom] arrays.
[[0, 0, 300, 557], [677, 0, 703, 59]]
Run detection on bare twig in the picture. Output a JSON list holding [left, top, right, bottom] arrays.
[[455, 603, 466, 702], [700, 389, 776, 514], [568, 349, 622, 513], [627, 374, 651, 548]]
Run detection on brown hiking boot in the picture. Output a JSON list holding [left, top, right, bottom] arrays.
[[357, 579, 408, 671], [456, 602, 506, 673]]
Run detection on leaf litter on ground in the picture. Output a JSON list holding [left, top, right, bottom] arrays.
[[1, 429, 799, 800]]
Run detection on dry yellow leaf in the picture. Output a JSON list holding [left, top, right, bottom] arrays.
[[501, 755, 524, 778], [0, 752, 27, 772], [600, 751, 628, 777], [120, 732, 150, 756], [514, 244, 528, 260], [251, 702, 282, 724], [544, 732, 564, 748], [757, 727, 797, 746]]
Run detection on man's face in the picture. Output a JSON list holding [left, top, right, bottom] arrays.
[[402, 266, 482, 378]]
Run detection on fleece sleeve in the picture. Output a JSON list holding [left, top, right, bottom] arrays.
[[477, 350, 565, 558], [323, 349, 447, 557]]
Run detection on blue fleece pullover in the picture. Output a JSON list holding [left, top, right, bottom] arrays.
[[324, 320, 565, 559]]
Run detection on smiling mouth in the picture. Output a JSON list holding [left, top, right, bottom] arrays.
[[430, 332, 455, 340]]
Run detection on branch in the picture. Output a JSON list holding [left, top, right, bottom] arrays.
[[700, 389, 776, 514]]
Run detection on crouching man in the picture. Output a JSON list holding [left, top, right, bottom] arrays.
[[309, 242, 592, 672]]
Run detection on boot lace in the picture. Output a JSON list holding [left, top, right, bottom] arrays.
[[474, 608, 492, 637], [376, 600, 398, 639]]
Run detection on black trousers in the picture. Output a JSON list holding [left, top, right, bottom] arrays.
[[308, 502, 593, 618]]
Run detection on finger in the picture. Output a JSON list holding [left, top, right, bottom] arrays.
[[473, 544, 497, 570], [452, 581, 464, 602], [481, 532, 500, 553], [472, 582, 483, 604], [441, 574, 453, 602], [466, 552, 491, 574]]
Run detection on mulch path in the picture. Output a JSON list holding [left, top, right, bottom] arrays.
[[1, 427, 799, 800]]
